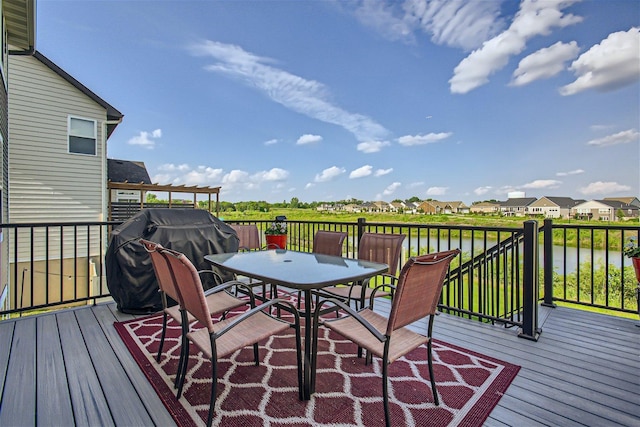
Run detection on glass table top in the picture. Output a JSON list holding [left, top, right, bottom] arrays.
[[205, 249, 388, 290]]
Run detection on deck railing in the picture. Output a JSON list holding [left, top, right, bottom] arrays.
[[1, 217, 638, 340]]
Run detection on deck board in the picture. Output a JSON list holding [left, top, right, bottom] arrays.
[[0, 300, 638, 426], [91, 304, 176, 426], [0, 318, 36, 427], [57, 310, 115, 426], [0, 320, 15, 403], [36, 315, 75, 426], [75, 308, 155, 426]]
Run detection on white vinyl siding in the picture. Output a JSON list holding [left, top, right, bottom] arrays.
[[8, 54, 107, 227]]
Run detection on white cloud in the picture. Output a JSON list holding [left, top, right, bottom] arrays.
[[426, 186, 448, 196], [128, 128, 163, 149], [511, 41, 580, 86], [397, 132, 452, 146], [521, 179, 562, 189], [352, 0, 416, 43], [253, 168, 289, 181], [374, 168, 393, 177], [496, 186, 517, 196], [382, 182, 401, 196], [556, 169, 585, 176], [474, 186, 492, 195], [297, 134, 323, 145], [158, 163, 190, 172], [152, 163, 291, 195], [190, 40, 389, 142], [353, 0, 505, 51], [222, 169, 250, 184], [450, 0, 582, 94], [350, 165, 373, 179], [560, 27, 640, 95], [586, 129, 639, 147], [314, 166, 345, 182], [357, 140, 391, 153], [579, 181, 631, 195], [408, 181, 424, 188], [305, 183, 315, 189], [182, 166, 224, 185], [405, 0, 506, 50], [264, 139, 278, 145]]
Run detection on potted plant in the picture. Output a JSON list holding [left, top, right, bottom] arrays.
[[623, 236, 640, 282], [265, 220, 287, 249]]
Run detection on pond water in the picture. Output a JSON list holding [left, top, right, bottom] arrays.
[[405, 236, 626, 275]]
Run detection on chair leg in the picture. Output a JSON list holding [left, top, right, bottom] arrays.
[[253, 343, 259, 366], [382, 360, 391, 427], [427, 340, 439, 406], [207, 357, 218, 427], [156, 312, 168, 362], [175, 322, 189, 390], [176, 339, 190, 398], [294, 324, 304, 401]]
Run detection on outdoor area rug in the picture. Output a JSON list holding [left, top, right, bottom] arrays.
[[115, 307, 520, 427]]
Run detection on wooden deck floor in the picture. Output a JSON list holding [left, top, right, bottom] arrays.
[[0, 300, 638, 426]]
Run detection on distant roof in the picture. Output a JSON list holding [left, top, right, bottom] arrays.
[[604, 197, 640, 207], [597, 199, 640, 211], [542, 197, 583, 208], [500, 197, 537, 207], [33, 51, 124, 137], [108, 159, 152, 184]]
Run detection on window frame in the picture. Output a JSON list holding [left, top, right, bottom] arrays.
[[68, 115, 98, 156]]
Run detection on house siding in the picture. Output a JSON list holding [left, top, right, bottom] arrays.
[[8, 54, 107, 224]]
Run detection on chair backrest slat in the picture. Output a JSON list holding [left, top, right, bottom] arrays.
[[161, 247, 216, 333], [386, 249, 460, 334], [312, 231, 347, 256], [357, 233, 406, 276], [230, 224, 262, 251]]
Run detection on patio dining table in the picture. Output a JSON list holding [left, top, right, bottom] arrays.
[[204, 249, 388, 400]]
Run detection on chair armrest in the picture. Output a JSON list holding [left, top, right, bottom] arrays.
[[203, 280, 246, 296], [313, 297, 386, 343], [368, 283, 397, 309], [197, 269, 224, 285]]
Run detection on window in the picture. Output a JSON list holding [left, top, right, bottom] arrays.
[[68, 116, 97, 155]]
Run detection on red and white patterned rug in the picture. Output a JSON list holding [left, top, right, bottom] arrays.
[[115, 307, 519, 426]]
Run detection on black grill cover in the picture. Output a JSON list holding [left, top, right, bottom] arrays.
[[106, 208, 239, 314]]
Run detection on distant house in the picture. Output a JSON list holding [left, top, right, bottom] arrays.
[[599, 199, 639, 220], [470, 202, 500, 215], [371, 201, 389, 212], [343, 203, 361, 213], [448, 201, 470, 214], [416, 200, 438, 214], [389, 201, 406, 213], [417, 200, 469, 215], [604, 197, 640, 208], [108, 159, 152, 203], [8, 51, 123, 223], [360, 202, 377, 212], [569, 199, 640, 221], [500, 197, 537, 216], [528, 196, 583, 219]]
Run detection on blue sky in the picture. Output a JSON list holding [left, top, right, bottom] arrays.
[[37, 0, 639, 204]]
